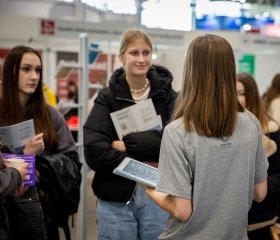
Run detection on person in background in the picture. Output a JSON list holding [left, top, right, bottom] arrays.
[[57, 80, 79, 142], [0, 45, 79, 240], [83, 28, 178, 240], [142, 34, 267, 240], [87, 88, 99, 114], [263, 73, 280, 125], [43, 83, 58, 107], [237, 72, 280, 240], [63, 80, 79, 122], [66, 80, 78, 104], [0, 154, 28, 240], [65, 80, 79, 141]]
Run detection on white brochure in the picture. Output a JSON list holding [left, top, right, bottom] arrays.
[[0, 119, 35, 153], [110, 99, 162, 140]]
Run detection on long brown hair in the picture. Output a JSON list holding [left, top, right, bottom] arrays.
[[237, 72, 271, 132], [0, 45, 57, 148], [172, 34, 242, 137], [263, 73, 280, 110]]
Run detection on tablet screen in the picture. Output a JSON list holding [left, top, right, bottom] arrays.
[[123, 160, 157, 183]]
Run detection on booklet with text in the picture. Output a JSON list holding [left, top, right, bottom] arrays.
[[0, 119, 35, 153], [110, 99, 162, 140]]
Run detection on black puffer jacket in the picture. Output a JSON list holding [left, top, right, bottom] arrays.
[[83, 65, 178, 202]]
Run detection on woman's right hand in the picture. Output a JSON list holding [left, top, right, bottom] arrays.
[[4, 162, 29, 198], [4, 161, 29, 181], [23, 133, 45, 155]]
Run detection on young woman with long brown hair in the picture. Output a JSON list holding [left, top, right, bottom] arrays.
[[142, 34, 268, 240], [0, 45, 79, 240]]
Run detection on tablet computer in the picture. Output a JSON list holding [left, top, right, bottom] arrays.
[[113, 157, 158, 188]]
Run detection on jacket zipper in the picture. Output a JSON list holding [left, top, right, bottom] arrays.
[[116, 96, 135, 103]]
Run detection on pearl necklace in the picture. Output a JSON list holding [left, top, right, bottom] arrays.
[[130, 78, 149, 93]]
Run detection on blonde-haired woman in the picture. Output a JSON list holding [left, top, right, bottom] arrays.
[[84, 28, 177, 239]]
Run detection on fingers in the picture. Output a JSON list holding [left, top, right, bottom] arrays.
[[33, 133, 44, 146], [14, 162, 29, 181], [23, 162, 29, 168], [37, 133, 45, 151], [25, 133, 45, 155], [23, 172, 29, 181], [18, 184, 24, 192], [12, 186, 29, 198], [34, 133, 44, 140]]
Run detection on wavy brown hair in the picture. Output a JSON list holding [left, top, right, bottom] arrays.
[[172, 34, 243, 137], [0, 45, 57, 149], [263, 73, 280, 110]]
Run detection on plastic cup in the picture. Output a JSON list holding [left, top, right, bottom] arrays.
[[5, 158, 25, 167]]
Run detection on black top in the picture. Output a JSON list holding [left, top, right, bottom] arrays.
[[248, 129, 280, 224]]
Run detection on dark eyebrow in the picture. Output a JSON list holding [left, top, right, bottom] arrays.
[[21, 63, 42, 68]]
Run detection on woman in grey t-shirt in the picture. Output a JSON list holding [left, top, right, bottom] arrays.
[[142, 34, 268, 240]]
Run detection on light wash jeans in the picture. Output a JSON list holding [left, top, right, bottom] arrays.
[[96, 184, 169, 240]]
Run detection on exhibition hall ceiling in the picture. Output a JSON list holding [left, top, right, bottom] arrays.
[[210, 0, 279, 6], [11, 0, 280, 7]]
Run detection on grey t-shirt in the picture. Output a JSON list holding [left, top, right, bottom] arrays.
[[156, 111, 268, 240]]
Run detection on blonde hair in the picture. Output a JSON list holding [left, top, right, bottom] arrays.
[[119, 28, 153, 55], [172, 34, 241, 138]]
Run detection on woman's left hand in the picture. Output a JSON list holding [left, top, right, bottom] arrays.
[[111, 140, 126, 152]]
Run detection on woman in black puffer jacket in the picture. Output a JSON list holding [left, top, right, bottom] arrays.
[[84, 28, 178, 240]]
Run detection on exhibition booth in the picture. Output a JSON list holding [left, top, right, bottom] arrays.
[[1, 14, 280, 95], [1, 9, 280, 240]]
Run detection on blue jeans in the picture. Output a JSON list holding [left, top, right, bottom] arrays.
[[96, 184, 169, 240]]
